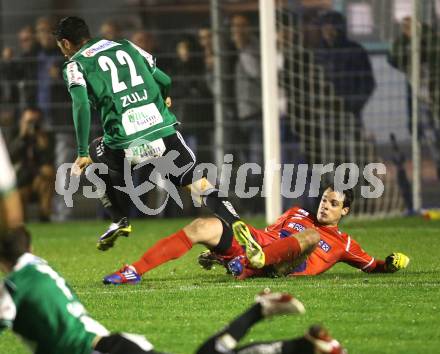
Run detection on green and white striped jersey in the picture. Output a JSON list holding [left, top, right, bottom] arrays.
[[0, 253, 108, 354], [62, 38, 177, 155]]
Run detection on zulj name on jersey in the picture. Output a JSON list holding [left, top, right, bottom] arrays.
[[121, 89, 148, 108]]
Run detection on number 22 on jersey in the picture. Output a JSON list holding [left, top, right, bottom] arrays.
[[98, 50, 144, 93]]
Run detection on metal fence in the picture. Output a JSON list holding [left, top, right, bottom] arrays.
[[0, 0, 438, 221]]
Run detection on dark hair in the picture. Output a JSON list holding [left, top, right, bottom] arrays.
[[0, 226, 32, 265], [53, 16, 90, 45], [319, 10, 347, 36], [323, 183, 354, 209]]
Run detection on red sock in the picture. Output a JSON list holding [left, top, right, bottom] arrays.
[[132, 230, 193, 275], [263, 237, 302, 266]]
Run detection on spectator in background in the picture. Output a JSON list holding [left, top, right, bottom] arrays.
[[35, 16, 73, 221], [131, 30, 157, 53], [130, 29, 175, 72], [0, 25, 41, 129], [230, 14, 263, 213], [389, 17, 440, 179], [16, 26, 40, 112], [0, 46, 18, 127], [100, 20, 122, 40], [316, 11, 376, 212], [35, 16, 67, 123], [9, 108, 55, 221], [0, 25, 40, 128], [230, 14, 262, 166], [171, 36, 213, 162], [314, 10, 376, 189], [198, 25, 236, 133], [317, 11, 375, 130], [198, 27, 214, 94], [276, 16, 305, 210]]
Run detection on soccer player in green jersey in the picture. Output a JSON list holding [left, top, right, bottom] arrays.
[[53, 17, 252, 251], [0, 228, 345, 354], [0, 227, 157, 354]]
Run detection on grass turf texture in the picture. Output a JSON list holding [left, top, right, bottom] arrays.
[[1, 217, 439, 353]]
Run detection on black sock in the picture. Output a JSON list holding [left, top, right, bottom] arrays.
[[236, 338, 314, 354], [224, 303, 263, 342], [202, 189, 241, 226], [108, 168, 132, 219], [96, 170, 127, 223], [99, 192, 126, 223], [195, 303, 263, 354]]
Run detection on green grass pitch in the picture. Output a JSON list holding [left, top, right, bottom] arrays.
[[1, 216, 439, 353]]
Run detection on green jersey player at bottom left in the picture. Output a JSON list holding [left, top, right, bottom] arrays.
[[0, 227, 156, 354]]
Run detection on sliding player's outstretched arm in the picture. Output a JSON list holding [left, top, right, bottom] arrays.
[[342, 237, 409, 273]]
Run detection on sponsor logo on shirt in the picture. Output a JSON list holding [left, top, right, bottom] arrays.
[[82, 40, 121, 57], [287, 222, 305, 233], [297, 208, 309, 216], [318, 240, 332, 253]]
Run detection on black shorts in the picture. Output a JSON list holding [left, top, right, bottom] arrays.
[[89, 131, 197, 187]]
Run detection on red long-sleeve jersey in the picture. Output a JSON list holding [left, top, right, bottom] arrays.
[[215, 206, 387, 276], [265, 206, 385, 275], [215, 206, 386, 276]]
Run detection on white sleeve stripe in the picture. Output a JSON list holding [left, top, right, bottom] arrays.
[[66, 61, 87, 88], [362, 258, 375, 270], [345, 248, 374, 266], [345, 236, 351, 252]]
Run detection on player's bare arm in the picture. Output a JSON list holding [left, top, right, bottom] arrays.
[[0, 191, 23, 229], [0, 131, 23, 228]]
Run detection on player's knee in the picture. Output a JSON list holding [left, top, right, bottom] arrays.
[[184, 218, 210, 243], [183, 218, 221, 246]]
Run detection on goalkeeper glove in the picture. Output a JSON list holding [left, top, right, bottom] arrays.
[[385, 252, 410, 272]]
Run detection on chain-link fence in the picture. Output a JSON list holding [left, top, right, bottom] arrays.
[[274, 0, 440, 216], [0, 0, 438, 221]]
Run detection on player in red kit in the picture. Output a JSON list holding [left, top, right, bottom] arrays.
[[102, 184, 409, 284], [227, 186, 410, 278]]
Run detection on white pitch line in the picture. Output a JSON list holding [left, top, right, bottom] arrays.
[[75, 281, 439, 295]]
